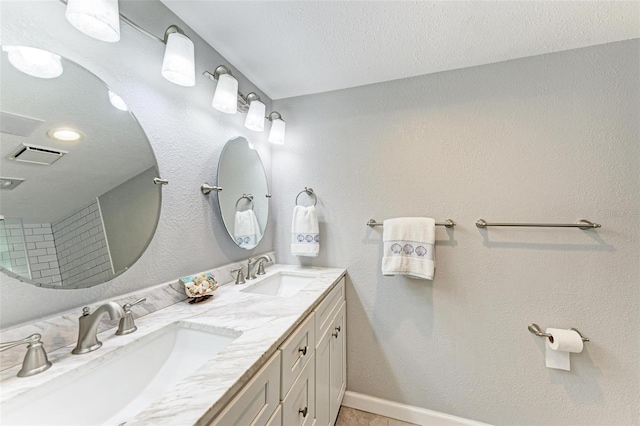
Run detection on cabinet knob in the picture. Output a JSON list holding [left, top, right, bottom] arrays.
[[298, 346, 308, 356], [335, 326, 341, 332], [332, 332, 339, 338], [299, 407, 308, 417]]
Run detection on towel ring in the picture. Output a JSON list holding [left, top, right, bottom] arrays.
[[295, 187, 317, 207], [235, 194, 254, 211]]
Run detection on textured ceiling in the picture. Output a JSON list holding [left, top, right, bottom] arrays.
[[161, 1, 640, 100]]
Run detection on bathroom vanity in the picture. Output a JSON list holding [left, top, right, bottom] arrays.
[[0, 265, 346, 426]]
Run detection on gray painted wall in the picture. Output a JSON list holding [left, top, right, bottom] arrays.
[[0, 0, 274, 327], [272, 40, 639, 425]]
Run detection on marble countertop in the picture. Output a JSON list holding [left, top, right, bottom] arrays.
[[0, 264, 346, 426]]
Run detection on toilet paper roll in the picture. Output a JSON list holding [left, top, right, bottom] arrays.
[[546, 328, 584, 353], [545, 328, 583, 371]]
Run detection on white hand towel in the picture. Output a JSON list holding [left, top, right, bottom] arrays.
[[291, 205, 319, 257], [234, 210, 262, 249], [381, 217, 435, 280]]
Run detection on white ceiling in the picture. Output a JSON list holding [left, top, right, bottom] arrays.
[[161, 0, 640, 100]]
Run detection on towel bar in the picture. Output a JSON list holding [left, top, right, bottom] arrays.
[[367, 219, 456, 228], [476, 219, 600, 229]]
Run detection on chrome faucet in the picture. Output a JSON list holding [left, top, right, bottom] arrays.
[[0, 333, 52, 377], [72, 302, 125, 355], [247, 254, 272, 280]]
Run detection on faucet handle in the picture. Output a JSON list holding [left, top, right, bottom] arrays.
[[0, 334, 52, 377], [115, 298, 146, 336], [257, 261, 266, 276], [231, 268, 246, 284], [123, 297, 146, 311]]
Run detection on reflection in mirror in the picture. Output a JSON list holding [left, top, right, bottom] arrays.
[[0, 46, 161, 289], [217, 137, 269, 250]]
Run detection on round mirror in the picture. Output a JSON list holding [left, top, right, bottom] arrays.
[[217, 137, 269, 250], [0, 46, 161, 289]]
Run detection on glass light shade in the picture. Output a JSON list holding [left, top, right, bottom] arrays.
[[108, 90, 128, 111], [2, 46, 63, 79], [211, 73, 238, 114], [65, 0, 120, 42], [268, 118, 286, 145], [161, 33, 195, 87], [244, 100, 266, 132]]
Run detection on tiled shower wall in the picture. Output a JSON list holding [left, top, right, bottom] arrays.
[[52, 200, 113, 288], [0, 219, 30, 278], [24, 224, 62, 286]]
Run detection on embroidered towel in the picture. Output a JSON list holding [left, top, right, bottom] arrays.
[[382, 217, 435, 280], [234, 209, 262, 249], [291, 205, 319, 257]]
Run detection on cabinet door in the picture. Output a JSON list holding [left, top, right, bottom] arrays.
[[210, 352, 281, 426], [329, 302, 346, 423], [282, 353, 316, 426], [315, 330, 331, 426]]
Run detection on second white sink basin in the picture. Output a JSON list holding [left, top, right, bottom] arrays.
[[241, 271, 318, 297], [1, 322, 241, 426]]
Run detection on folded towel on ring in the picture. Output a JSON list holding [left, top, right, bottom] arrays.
[[234, 209, 261, 249], [291, 205, 319, 257]]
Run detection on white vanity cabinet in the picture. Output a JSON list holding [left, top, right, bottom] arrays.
[[209, 351, 281, 426], [314, 278, 346, 426], [209, 276, 346, 426]]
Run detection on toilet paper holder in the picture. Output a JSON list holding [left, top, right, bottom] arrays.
[[528, 323, 589, 342]]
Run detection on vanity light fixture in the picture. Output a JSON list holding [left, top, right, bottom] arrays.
[[47, 128, 84, 142], [108, 90, 128, 111], [2, 46, 63, 79], [267, 112, 286, 145], [244, 93, 266, 132], [160, 26, 195, 87], [210, 66, 239, 114], [60, 0, 194, 86], [65, 0, 121, 42]]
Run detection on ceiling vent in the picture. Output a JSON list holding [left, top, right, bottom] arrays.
[[9, 143, 68, 166], [0, 111, 44, 137]]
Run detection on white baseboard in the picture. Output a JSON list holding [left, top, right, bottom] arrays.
[[341, 391, 491, 426]]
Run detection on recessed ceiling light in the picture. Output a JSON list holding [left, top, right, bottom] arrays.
[[47, 128, 84, 142], [0, 177, 26, 190], [108, 90, 128, 111], [2, 46, 63, 79]]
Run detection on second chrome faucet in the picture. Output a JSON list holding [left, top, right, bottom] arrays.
[[72, 298, 146, 355]]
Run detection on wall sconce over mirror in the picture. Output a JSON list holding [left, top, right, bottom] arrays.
[[268, 112, 286, 145], [209, 66, 239, 114], [60, 0, 195, 86], [244, 93, 266, 132]]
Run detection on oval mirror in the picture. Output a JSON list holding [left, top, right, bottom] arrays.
[[217, 137, 269, 250], [0, 46, 161, 289]]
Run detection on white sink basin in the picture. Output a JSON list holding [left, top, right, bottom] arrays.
[[1, 322, 241, 426], [241, 271, 318, 297]]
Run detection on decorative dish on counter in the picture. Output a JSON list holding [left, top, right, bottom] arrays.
[[180, 273, 219, 304]]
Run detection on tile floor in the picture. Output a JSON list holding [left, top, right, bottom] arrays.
[[336, 406, 418, 426]]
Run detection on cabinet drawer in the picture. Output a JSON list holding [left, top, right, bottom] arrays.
[[210, 352, 281, 426], [282, 352, 315, 426], [314, 277, 345, 345], [279, 313, 315, 399]]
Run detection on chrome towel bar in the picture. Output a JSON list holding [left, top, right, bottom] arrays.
[[476, 219, 600, 230], [367, 219, 456, 228]]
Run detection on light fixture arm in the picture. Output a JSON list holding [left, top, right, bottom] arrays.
[[268, 111, 284, 122]]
